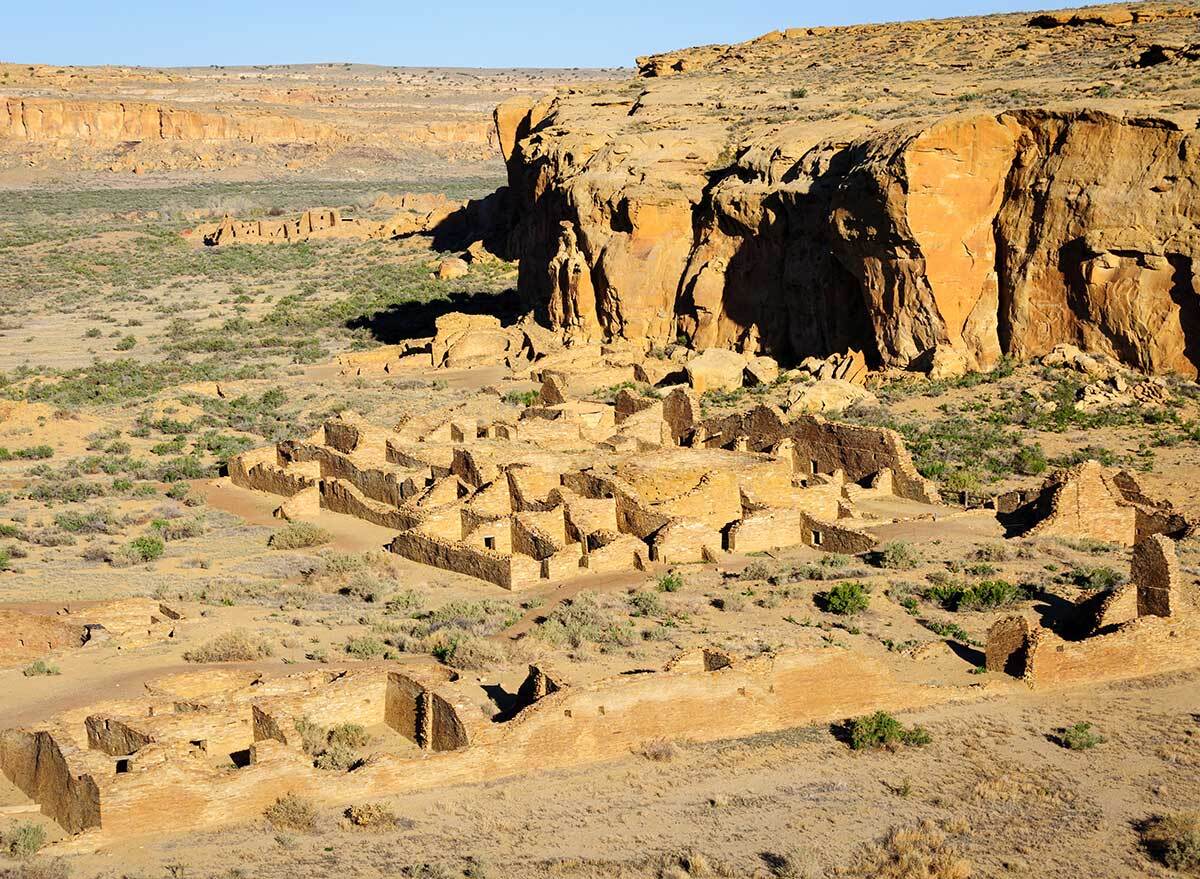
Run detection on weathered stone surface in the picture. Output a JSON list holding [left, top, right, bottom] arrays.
[[497, 7, 1200, 377], [685, 348, 747, 394]]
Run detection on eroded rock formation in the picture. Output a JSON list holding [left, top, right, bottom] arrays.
[[494, 4, 1200, 377]]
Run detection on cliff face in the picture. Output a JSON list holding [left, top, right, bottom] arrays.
[[496, 3, 1200, 376], [2, 98, 343, 145]]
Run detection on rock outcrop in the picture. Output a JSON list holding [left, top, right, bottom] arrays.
[[494, 4, 1200, 378]]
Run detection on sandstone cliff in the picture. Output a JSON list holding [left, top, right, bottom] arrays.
[[495, 3, 1200, 377], [1, 98, 343, 145]]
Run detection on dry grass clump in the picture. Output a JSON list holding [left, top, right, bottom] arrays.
[[635, 737, 678, 762], [1140, 813, 1200, 873], [838, 820, 971, 878], [263, 792, 317, 832], [183, 629, 274, 663], [344, 802, 410, 829], [269, 521, 332, 550]]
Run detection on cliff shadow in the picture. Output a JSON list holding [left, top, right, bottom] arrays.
[[676, 161, 883, 367], [345, 288, 523, 344]]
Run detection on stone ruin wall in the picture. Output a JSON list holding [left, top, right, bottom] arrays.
[[0, 729, 100, 834], [986, 535, 1199, 686], [5, 649, 969, 842]]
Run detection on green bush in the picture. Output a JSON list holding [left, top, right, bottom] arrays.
[[819, 581, 871, 616], [113, 534, 164, 566], [1056, 721, 1106, 751], [847, 711, 931, 750], [1070, 565, 1125, 591], [926, 578, 1026, 611], [657, 572, 684, 592], [1014, 443, 1048, 475]]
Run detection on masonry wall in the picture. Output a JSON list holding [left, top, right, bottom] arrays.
[[389, 531, 514, 589], [1026, 615, 1200, 686], [0, 729, 101, 834]]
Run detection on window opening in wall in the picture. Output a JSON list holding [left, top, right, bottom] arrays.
[[812, 530, 823, 546], [483, 535, 496, 550]]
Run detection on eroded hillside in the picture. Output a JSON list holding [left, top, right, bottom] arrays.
[[495, 2, 1200, 377]]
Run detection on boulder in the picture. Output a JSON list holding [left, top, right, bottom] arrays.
[[431, 313, 514, 368], [436, 257, 470, 280], [685, 348, 747, 394], [785, 380, 877, 414]]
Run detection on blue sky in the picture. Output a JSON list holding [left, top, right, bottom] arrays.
[[3, 0, 1078, 68]]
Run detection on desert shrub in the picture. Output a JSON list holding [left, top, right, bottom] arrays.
[[342, 571, 395, 603], [1013, 443, 1048, 475], [960, 579, 1026, 610], [183, 629, 274, 663], [503, 390, 539, 407], [657, 571, 685, 592], [24, 528, 76, 547], [628, 589, 664, 617], [3, 822, 46, 858], [847, 711, 931, 750], [345, 802, 404, 828], [270, 521, 331, 550], [713, 592, 747, 612], [155, 516, 207, 541], [1055, 721, 1105, 751], [738, 561, 773, 582], [972, 543, 1010, 562], [1069, 565, 1125, 591], [1140, 813, 1200, 872], [313, 742, 359, 771], [426, 631, 506, 670], [385, 588, 425, 613], [537, 591, 636, 648], [818, 581, 871, 616], [872, 541, 921, 570], [344, 635, 388, 659], [263, 793, 316, 831], [109, 534, 165, 566], [22, 659, 60, 677], [926, 579, 1026, 611], [53, 508, 117, 534], [294, 716, 328, 756], [0, 445, 54, 461], [635, 737, 677, 762], [327, 723, 369, 750]]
